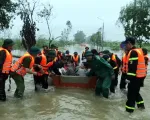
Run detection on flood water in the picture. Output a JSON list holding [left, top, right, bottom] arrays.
[[1, 45, 150, 120]]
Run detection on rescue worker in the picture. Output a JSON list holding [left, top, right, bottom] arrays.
[[50, 44, 58, 62], [10, 46, 42, 98], [102, 54, 117, 93], [140, 48, 149, 87], [102, 50, 121, 87], [120, 49, 129, 90], [57, 51, 63, 61], [91, 49, 99, 55], [84, 51, 114, 98], [124, 37, 146, 113], [72, 52, 80, 67], [65, 50, 72, 63], [0, 39, 14, 101], [82, 46, 89, 60], [41, 45, 49, 55], [33, 51, 49, 91], [48, 50, 63, 75]]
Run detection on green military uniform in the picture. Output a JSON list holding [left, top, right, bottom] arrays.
[[10, 57, 31, 98], [11, 46, 41, 98], [85, 51, 114, 98]]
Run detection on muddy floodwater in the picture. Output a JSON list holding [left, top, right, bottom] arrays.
[[0, 45, 150, 120]]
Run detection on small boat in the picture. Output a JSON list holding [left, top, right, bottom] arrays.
[[51, 75, 97, 89]]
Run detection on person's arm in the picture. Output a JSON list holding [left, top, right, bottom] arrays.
[[0, 50, 6, 71], [116, 55, 121, 67]]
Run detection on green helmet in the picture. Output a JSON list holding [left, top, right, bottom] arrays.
[[47, 50, 56, 57], [102, 50, 110, 55], [29, 46, 41, 55], [84, 51, 93, 57]]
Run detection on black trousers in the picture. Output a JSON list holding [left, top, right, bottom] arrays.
[[126, 77, 145, 113], [120, 73, 127, 89], [0, 73, 8, 101], [33, 74, 48, 91], [114, 69, 119, 86]]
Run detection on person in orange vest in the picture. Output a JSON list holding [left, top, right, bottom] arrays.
[[124, 37, 146, 113], [119, 49, 129, 90], [102, 50, 121, 87], [10, 46, 42, 99], [57, 51, 63, 61], [41, 45, 49, 55], [141, 48, 149, 87], [50, 44, 58, 62], [72, 52, 80, 67], [33, 50, 55, 91], [0, 39, 14, 101], [47, 50, 63, 75], [82, 46, 89, 60]]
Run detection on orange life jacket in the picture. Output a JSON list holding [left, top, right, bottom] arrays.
[[72, 55, 79, 62], [111, 54, 118, 67], [11, 52, 34, 76], [127, 49, 146, 78], [34, 53, 47, 76], [121, 53, 128, 73], [0, 47, 12, 74]]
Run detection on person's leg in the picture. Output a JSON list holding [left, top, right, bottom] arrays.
[[95, 79, 103, 96], [102, 75, 111, 98], [12, 74, 25, 98], [120, 73, 127, 90], [41, 74, 48, 89], [136, 78, 145, 109], [33, 75, 42, 91], [126, 78, 137, 113], [0, 73, 8, 101]]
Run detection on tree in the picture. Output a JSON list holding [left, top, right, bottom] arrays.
[[18, 0, 39, 50], [118, 0, 150, 47], [74, 31, 86, 43], [38, 4, 53, 47], [60, 20, 72, 41], [90, 31, 102, 51], [0, 0, 17, 30]]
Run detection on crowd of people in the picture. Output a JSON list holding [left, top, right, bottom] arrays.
[[0, 37, 148, 113]]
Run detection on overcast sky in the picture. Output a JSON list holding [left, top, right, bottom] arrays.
[[4, 0, 132, 41]]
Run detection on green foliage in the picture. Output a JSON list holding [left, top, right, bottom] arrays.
[[38, 3, 53, 45], [118, 0, 150, 47], [0, 0, 17, 30], [18, 0, 38, 50], [60, 20, 72, 41], [89, 31, 102, 51], [74, 31, 86, 43]]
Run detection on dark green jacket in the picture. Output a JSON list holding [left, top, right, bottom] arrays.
[[86, 55, 114, 77]]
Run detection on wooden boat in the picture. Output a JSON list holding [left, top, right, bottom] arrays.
[[51, 75, 97, 89]]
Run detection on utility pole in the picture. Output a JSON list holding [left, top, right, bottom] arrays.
[[133, 0, 137, 36], [97, 17, 104, 51]]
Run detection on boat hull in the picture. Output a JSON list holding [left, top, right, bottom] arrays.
[[51, 75, 97, 89]]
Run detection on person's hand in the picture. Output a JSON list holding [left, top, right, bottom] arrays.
[[49, 72, 55, 77], [111, 75, 115, 80], [33, 72, 37, 76], [125, 80, 130, 83]]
